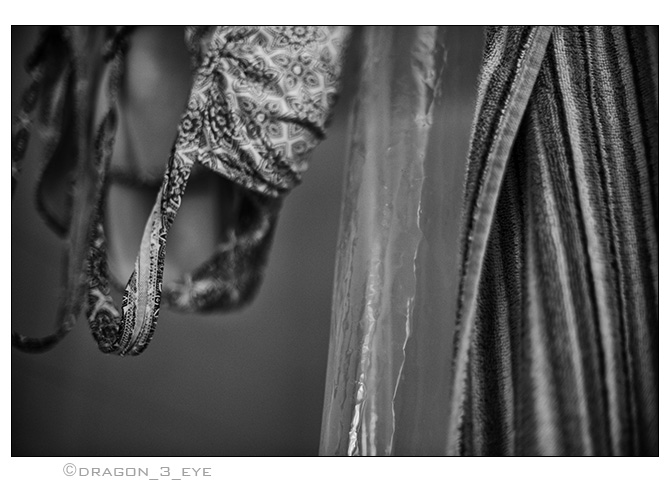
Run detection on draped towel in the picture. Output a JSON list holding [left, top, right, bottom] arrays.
[[448, 26, 658, 456]]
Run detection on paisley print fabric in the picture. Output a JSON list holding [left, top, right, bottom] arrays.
[[183, 26, 350, 196], [12, 26, 351, 355]]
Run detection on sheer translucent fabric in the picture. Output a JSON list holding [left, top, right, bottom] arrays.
[[320, 26, 484, 455]]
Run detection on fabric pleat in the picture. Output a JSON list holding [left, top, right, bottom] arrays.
[[449, 26, 658, 456]]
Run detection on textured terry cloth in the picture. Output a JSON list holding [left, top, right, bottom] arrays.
[[447, 26, 658, 456], [12, 26, 350, 355]]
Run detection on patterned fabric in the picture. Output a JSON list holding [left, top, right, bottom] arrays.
[[448, 26, 658, 456], [12, 26, 350, 355], [180, 26, 350, 196]]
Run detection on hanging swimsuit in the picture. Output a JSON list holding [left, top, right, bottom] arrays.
[[12, 26, 351, 356]]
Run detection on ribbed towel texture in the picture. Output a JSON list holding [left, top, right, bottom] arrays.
[[449, 26, 658, 456]]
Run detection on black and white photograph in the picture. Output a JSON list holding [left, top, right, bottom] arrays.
[[9, 15, 662, 493]]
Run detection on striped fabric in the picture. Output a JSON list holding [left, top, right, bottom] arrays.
[[448, 26, 659, 455]]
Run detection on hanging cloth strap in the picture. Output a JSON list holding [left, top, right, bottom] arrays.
[[86, 26, 351, 355], [11, 27, 129, 352]]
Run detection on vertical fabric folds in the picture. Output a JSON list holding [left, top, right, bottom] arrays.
[[322, 25, 658, 456], [448, 26, 658, 456], [320, 26, 441, 455]]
